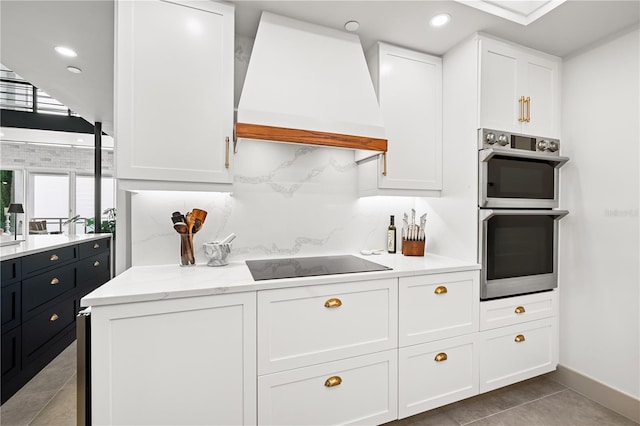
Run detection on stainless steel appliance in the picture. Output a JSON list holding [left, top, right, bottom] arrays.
[[77, 307, 91, 426], [479, 128, 568, 209], [478, 128, 569, 300], [479, 209, 567, 300], [246, 255, 392, 281]]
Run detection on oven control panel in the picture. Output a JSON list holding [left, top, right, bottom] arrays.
[[479, 128, 560, 155]]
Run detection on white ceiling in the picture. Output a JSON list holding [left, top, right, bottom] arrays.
[[1, 0, 638, 145]]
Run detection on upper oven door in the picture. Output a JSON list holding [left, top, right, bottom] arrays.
[[479, 149, 568, 208]]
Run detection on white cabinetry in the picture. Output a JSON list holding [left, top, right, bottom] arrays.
[[479, 291, 558, 393], [398, 271, 480, 419], [358, 42, 442, 196], [257, 279, 398, 425], [258, 350, 398, 426], [90, 292, 256, 425], [479, 37, 561, 138], [115, 0, 234, 187]]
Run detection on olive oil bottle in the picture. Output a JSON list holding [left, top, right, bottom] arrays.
[[387, 215, 397, 253]]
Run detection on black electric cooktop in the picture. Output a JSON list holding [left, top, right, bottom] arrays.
[[245, 255, 392, 281]]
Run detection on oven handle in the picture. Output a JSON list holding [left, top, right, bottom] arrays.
[[480, 209, 569, 221], [479, 148, 569, 168]]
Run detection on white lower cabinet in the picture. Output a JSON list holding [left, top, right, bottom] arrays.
[[479, 317, 557, 393], [257, 279, 397, 374], [258, 350, 398, 425], [90, 292, 256, 425], [399, 271, 479, 346], [398, 334, 479, 418]]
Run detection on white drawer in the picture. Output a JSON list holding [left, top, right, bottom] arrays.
[[258, 350, 398, 426], [399, 333, 479, 418], [480, 290, 557, 331], [399, 271, 479, 346], [257, 279, 397, 374], [479, 317, 558, 393]]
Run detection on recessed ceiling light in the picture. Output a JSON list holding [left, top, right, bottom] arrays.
[[344, 20, 360, 32], [67, 66, 83, 74], [55, 46, 77, 57], [430, 13, 451, 27], [77, 138, 84, 143]]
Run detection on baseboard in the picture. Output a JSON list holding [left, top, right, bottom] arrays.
[[550, 365, 640, 424]]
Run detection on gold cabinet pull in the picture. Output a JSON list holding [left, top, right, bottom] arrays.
[[382, 152, 388, 176], [225, 136, 230, 169], [324, 376, 342, 387], [525, 96, 531, 122], [434, 352, 448, 362], [50, 313, 59, 322], [50, 277, 59, 285], [434, 286, 448, 295], [514, 306, 526, 314], [515, 334, 526, 343], [50, 254, 59, 261], [324, 298, 342, 308], [93, 243, 100, 249], [518, 96, 525, 122], [93, 261, 100, 267]]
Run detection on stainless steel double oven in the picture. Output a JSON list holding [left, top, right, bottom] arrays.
[[478, 128, 569, 300]]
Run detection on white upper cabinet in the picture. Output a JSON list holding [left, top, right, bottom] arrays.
[[358, 42, 443, 196], [115, 0, 234, 186], [479, 37, 561, 138]]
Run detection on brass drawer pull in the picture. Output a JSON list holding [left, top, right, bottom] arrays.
[[93, 261, 100, 267], [515, 334, 526, 343], [50, 278, 60, 285], [324, 376, 342, 387], [93, 243, 100, 249], [434, 352, 448, 362], [434, 286, 447, 295], [514, 306, 526, 314], [324, 298, 342, 308], [50, 254, 59, 261], [50, 313, 59, 322]]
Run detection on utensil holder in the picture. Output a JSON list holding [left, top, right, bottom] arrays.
[[179, 234, 195, 266], [402, 239, 425, 256]]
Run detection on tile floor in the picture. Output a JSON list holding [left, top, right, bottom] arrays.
[[0, 340, 637, 426]]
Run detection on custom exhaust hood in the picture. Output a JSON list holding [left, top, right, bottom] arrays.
[[236, 12, 387, 154]]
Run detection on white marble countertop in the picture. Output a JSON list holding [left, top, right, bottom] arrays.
[[81, 252, 480, 307], [0, 234, 112, 261]]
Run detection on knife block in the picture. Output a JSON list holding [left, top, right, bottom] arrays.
[[402, 239, 425, 256]]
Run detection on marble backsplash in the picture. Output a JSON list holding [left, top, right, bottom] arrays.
[[130, 140, 419, 266]]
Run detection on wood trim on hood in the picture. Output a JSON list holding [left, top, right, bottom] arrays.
[[235, 122, 388, 152]]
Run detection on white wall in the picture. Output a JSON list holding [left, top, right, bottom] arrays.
[[559, 27, 639, 398]]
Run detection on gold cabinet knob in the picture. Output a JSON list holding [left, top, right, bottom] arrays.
[[514, 306, 526, 314], [50, 277, 60, 285], [93, 261, 100, 267], [93, 243, 100, 249], [50, 313, 59, 322], [324, 298, 342, 308], [50, 254, 59, 261], [434, 352, 448, 362], [434, 286, 447, 295], [324, 376, 342, 387], [515, 334, 526, 343]]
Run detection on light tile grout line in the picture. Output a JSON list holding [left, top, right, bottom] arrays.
[[459, 388, 569, 426]]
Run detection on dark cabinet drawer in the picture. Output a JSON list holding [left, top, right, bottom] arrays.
[[1, 259, 21, 287], [22, 297, 76, 362], [22, 264, 76, 319], [1, 327, 21, 379], [22, 246, 77, 277], [77, 252, 110, 296], [1, 282, 21, 332], [78, 237, 110, 260]]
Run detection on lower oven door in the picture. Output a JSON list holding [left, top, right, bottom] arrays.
[[479, 209, 568, 300]]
